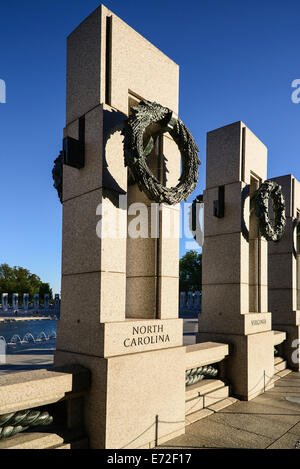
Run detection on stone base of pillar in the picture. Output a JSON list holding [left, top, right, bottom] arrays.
[[196, 331, 274, 401], [54, 346, 186, 449]]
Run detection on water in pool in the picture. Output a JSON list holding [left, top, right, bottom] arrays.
[[0, 319, 57, 345]]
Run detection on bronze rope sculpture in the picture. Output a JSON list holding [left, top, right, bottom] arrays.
[[0, 408, 53, 440], [185, 365, 218, 386]]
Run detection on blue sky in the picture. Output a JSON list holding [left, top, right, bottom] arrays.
[[0, 0, 300, 293]]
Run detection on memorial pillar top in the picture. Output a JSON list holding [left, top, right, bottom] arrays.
[[66, 4, 179, 124]]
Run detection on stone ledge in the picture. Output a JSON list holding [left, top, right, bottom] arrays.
[[0, 365, 90, 414], [274, 356, 284, 365], [185, 396, 238, 427], [273, 330, 286, 346], [0, 428, 88, 450], [276, 369, 292, 378], [185, 408, 213, 426], [207, 396, 238, 412], [203, 386, 229, 407], [55, 438, 89, 449], [185, 379, 225, 401], [185, 342, 229, 370], [185, 383, 229, 416], [275, 360, 287, 372]]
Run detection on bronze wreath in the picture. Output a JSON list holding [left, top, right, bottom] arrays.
[[123, 100, 200, 205], [252, 180, 286, 242], [189, 194, 204, 246], [52, 151, 63, 203], [292, 218, 299, 259]]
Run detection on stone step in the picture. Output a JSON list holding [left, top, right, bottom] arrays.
[[203, 385, 229, 407], [185, 379, 225, 401], [274, 356, 285, 365], [207, 397, 238, 412], [185, 385, 229, 416], [276, 369, 292, 378], [55, 438, 89, 449], [265, 377, 276, 391], [185, 395, 204, 416], [275, 360, 287, 373], [185, 397, 238, 426], [185, 408, 214, 426], [0, 428, 88, 450]]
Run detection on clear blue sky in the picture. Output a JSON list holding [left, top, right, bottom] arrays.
[[1, 0, 300, 293]]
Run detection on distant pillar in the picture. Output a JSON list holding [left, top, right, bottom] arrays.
[[269, 175, 300, 370], [0, 337, 6, 364], [197, 121, 274, 401], [33, 294, 39, 311], [179, 292, 186, 309], [1, 294, 8, 312], [54, 294, 60, 317], [23, 293, 29, 311], [194, 291, 201, 310], [44, 293, 50, 311], [187, 291, 193, 309], [12, 293, 18, 311]]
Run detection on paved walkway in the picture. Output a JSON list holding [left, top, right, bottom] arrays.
[[0, 341, 54, 375], [0, 317, 55, 322], [162, 372, 300, 449]]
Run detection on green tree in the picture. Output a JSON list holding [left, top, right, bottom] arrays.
[[179, 251, 202, 293], [0, 264, 53, 304]]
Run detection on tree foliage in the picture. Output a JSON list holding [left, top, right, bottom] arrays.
[[0, 264, 53, 303], [179, 250, 202, 293]]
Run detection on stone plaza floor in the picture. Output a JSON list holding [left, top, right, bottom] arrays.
[[162, 372, 300, 449], [0, 341, 54, 375], [2, 339, 300, 449]]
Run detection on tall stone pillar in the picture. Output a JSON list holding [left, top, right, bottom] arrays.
[[23, 293, 29, 312], [44, 293, 50, 311], [2, 294, 8, 312], [197, 121, 274, 400], [54, 5, 185, 449], [33, 294, 39, 311], [269, 175, 300, 370], [12, 293, 18, 311]]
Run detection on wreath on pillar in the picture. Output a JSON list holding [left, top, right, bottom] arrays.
[[252, 180, 286, 242], [52, 151, 63, 203], [189, 194, 203, 246], [123, 100, 200, 205]]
